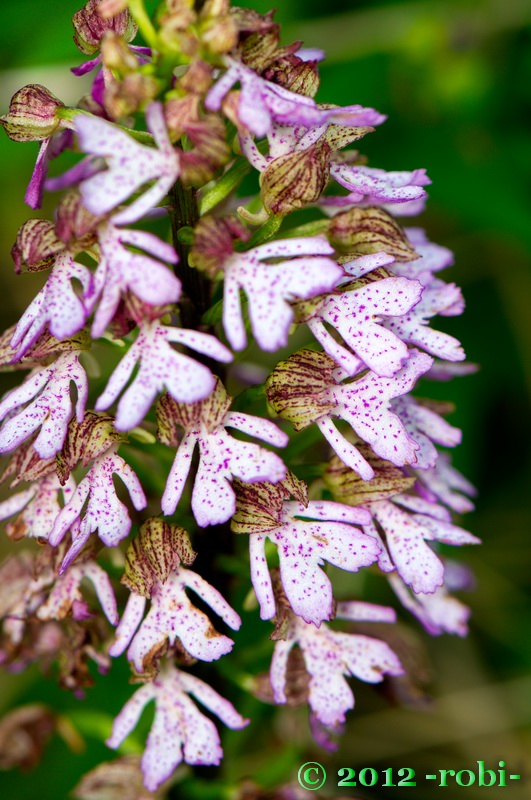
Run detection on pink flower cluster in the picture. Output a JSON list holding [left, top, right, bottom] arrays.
[[0, 0, 478, 793]]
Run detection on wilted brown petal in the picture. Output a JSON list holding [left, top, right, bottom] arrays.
[[0, 704, 56, 771]]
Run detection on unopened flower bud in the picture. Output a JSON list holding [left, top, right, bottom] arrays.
[[325, 450, 415, 506], [239, 26, 281, 72], [264, 55, 320, 98], [72, 0, 137, 56], [0, 85, 64, 142], [97, 0, 129, 19], [199, 2, 238, 56], [57, 411, 126, 483], [265, 349, 337, 431], [156, 0, 196, 34], [11, 218, 65, 273], [328, 206, 418, 261], [122, 518, 196, 597], [55, 191, 100, 251], [261, 140, 331, 216], [104, 72, 159, 119], [100, 30, 138, 73], [189, 215, 247, 277]]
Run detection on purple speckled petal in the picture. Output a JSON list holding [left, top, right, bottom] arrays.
[[286, 500, 371, 526], [183, 570, 241, 630], [391, 396, 461, 470], [316, 417, 374, 480], [271, 613, 401, 726], [270, 638, 295, 704], [223, 241, 342, 352], [252, 503, 379, 626], [49, 448, 146, 570], [0, 353, 88, 458], [207, 59, 384, 138], [109, 592, 147, 657], [409, 512, 481, 547], [415, 453, 476, 514], [383, 280, 465, 361], [307, 319, 365, 375], [371, 500, 444, 594], [336, 601, 396, 623], [48, 480, 90, 547], [11, 253, 93, 359], [341, 252, 396, 279], [38, 561, 118, 624], [180, 670, 249, 729], [107, 666, 247, 790], [224, 412, 288, 447], [112, 568, 240, 672], [331, 348, 434, 468], [0, 485, 37, 521], [161, 432, 197, 516], [91, 223, 180, 339], [167, 327, 232, 363], [252, 237, 334, 260], [72, 102, 179, 223], [361, 519, 395, 572], [315, 276, 423, 377], [389, 573, 470, 636], [249, 533, 275, 619], [96, 323, 229, 430], [332, 630, 403, 683], [190, 429, 286, 527], [331, 163, 430, 204], [106, 682, 156, 748]]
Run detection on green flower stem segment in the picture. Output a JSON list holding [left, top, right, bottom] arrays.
[[128, 0, 161, 52], [198, 156, 251, 215], [244, 214, 283, 248], [58, 107, 155, 144]]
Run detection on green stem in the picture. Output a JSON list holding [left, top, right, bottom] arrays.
[[244, 215, 283, 249], [198, 157, 251, 216], [57, 108, 154, 144], [281, 219, 330, 238], [169, 181, 211, 326], [128, 0, 161, 52]]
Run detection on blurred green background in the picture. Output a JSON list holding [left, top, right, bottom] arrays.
[[1, 1, 531, 798]]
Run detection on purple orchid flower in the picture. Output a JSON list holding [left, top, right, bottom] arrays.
[[10, 252, 94, 360], [91, 222, 180, 338], [48, 446, 146, 573], [0, 352, 88, 458], [109, 567, 241, 670], [95, 321, 232, 430], [162, 406, 288, 526], [206, 58, 385, 138], [222, 237, 343, 352], [389, 572, 471, 636], [0, 473, 77, 540], [37, 560, 118, 625], [106, 665, 248, 791], [249, 500, 377, 625], [47, 102, 180, 225], [362, 493, 480, 594], [271, 602, 402, 726]]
